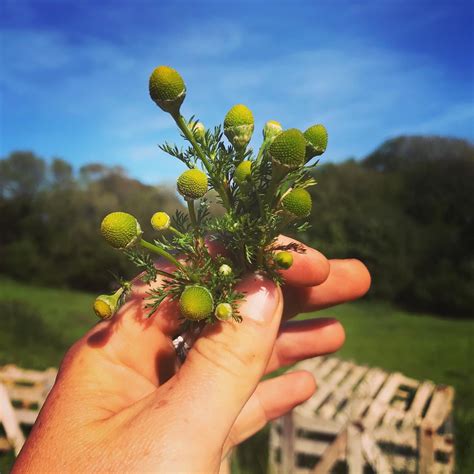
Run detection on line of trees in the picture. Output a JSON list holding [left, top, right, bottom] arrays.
[[1, 135, 473, 317], [0, 151, 181, 290], [305, 136, 474, 317]]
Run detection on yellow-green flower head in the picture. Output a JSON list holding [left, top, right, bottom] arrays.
[[192, 121, 206, 140], [263, 120, 283, 142], [179, 285, 214, 321], [234, 160, 252, 185], [149, 66, 186, 114], [224, 104, 254, 151], [93, 288, 123, 320], [304, 124, 328, 160], [269, 128, 306, 170], [215, 302, 233, 321], [101, 212, 142, 249], [177, 169, 208, 200], [274, 251, 294, 269], [218, 264, 233, 276], [151, 211, 171, 231], [281, 188, 312, 218]]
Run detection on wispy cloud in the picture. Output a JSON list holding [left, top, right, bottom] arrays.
[[1, 0, 472, 182]]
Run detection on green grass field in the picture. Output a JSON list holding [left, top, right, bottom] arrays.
[[0, 277, 472, 472]]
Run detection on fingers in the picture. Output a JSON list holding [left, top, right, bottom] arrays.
[[165, 274, 284, 448], [226, 370, 316, 449], [207, 234, 331, 288], [283, 258, 371, 319], [84, 259, 181, 386], [275, 235, 330, 287], [264, 318, 345, 374]]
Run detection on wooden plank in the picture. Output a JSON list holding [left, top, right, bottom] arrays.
[[280, 413, 295, 474], [363, 372, 404, 429], [423, 385, 455, 431], [382, 406, 406, 427], [0, 383, 25, 456], [313, 357, 340, 381], [312, 429, 347, 474], [402, 381, 435, 428], [434, 434, 454, 454], [270, 424, 327, 455], [268, 425, 280, 474], [319, 365, 369, 420], [361, 432, 392, 473], [347, 424, 363, 474], [293, 436, 331, 457], [293, 410, 342, 436], [0, 436, 12, 452], [306, 361, 353, 413], [373, 425, 417, 449], [297, 356, 325, 374], [0, 365, 54, 384], [386, 453, 417, 473], [15, 408, 39, 425], [419, 385, 455, 474], [335, 368, 388, 423], [5, 386, 44, 406]]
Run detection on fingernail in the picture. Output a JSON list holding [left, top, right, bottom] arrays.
[[237, 273, 280, 324]]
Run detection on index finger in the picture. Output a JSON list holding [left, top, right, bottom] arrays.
[[275, 235, 330, 287]]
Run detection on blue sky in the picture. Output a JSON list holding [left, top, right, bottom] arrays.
[[1, 0, 473, 183]]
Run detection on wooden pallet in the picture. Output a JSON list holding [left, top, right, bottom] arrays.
[[0, 365, 57, 455], [269, 357, 455, 473]]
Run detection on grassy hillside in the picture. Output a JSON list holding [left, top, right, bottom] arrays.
[[0, 278, 472, 471]]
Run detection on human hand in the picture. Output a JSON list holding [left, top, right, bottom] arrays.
[[12, 236, 370, 473]]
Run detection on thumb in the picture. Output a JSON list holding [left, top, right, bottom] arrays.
[[174, 273, 283, 445]]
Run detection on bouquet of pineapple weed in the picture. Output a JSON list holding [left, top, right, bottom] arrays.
[[94, 65, 328, 339]]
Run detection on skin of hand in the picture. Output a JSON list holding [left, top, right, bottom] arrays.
[[12, 236, 370, 473]]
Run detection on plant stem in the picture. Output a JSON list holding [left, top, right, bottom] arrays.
[[139, 239, 186, 273], [264, 169, 283, 207], [255, 140, 268, 167], [172, 113, 231, 210], [169, 226, 185, 239], [187, 199, 198, 229]]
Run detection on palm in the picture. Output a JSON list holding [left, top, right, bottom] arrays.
[[13, 238, 370, 473]]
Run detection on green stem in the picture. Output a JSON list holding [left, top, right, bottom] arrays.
[[172, 113, 231, 210], [255, 140, 268, 167], [264, 162, 289, 207], [169, 226, 185, 239], [187, 199, 198, 229], [139, 239, 186, 273]]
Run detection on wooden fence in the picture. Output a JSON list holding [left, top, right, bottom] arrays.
[[269, 357, 455, 473], [0, 365, 57, 456]]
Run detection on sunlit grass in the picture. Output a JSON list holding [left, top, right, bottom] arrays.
[[0, 278, 472, 472]]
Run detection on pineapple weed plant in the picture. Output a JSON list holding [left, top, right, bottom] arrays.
[[94, 66, 328, 331]]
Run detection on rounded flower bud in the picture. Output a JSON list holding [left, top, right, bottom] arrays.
[[149, 66, 186, 115], [274, 251, 293, 269], [218, 264, 233, 276], [179, 285, 214, 321], [177, 169, 208, 200], [263, 120, 283, 143], [93, 288, 124, 320], [268, 128, 306, 170], [234, 160, 252, 185], [224, 104, 254, 151], [215, 302, 233, 321], [101, 212, 142, 249], [151, 211, 171, 231], [304, 124, 328, 160], [281, 188, 312, 218], [192, 121, 206, 141]]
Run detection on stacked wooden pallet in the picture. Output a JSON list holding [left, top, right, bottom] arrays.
[[0, 365, 57, 455], [269, 357, 455, 473]]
